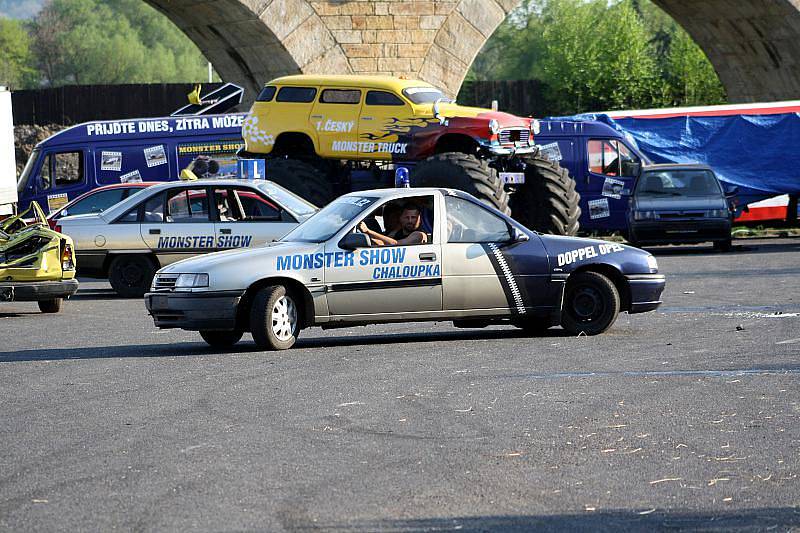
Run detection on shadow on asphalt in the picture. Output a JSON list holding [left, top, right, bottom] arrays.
[[643, 239, 800, 256], [0, 328, 570, 363], [309, 507, 800, 532]]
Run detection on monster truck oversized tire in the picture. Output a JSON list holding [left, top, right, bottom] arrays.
[[510, 155, 581, 235], [265, 158, 334, 207], [413, 153, 510, 214]]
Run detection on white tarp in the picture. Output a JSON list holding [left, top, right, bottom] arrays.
[[0, 88, 16, 213]]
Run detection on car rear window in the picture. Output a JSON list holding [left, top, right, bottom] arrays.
[[256, 86, 277, 102], [276, 87, 317, 103]]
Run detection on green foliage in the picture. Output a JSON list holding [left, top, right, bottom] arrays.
[[27, 0, 216, 86], [468, 0, 726, 115], [0, 17, 37, 89]]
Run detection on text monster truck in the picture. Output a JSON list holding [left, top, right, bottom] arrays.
[[238, 75, 581, 235]]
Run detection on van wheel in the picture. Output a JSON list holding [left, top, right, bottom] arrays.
[[199, 330, 244, 348], [413, 152, 510, 214], [109, 255, 156, 298], [38, 298, 62, 313], [561, 271, 620, 336], [250, 285, 300, 350], [265, 158, 334, 207], [511, 155, 581, 235]]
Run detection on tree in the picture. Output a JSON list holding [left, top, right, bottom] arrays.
[[665, 29, 726, 106], [0, 17, 36, 89]]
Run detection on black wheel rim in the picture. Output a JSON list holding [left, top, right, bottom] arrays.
[[570, 285, 605, 323], [121, 263, 143, 287]]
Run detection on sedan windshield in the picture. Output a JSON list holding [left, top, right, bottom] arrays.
[[281, 196, 377, 243], [402, 87, 450, 105], [636, 170, 722, 198], [256, 181, 317, 216]]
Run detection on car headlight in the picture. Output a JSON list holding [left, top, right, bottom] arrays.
[[646, 255, 658, 272], [174, 273, 209, 289], [633, 210, 657, 221], [530, 119, 541, 135], [707, 209, 728, 218], [489, 119, 500, 135]]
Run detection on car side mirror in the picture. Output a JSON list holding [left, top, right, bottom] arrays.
[[512, 227, 530, 243], [725, 186, 739, 197], [339, 232, 370, 250], [60, 209, 68, 217]]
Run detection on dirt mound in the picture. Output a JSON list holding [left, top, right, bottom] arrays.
[[15, 124, 66, 175]]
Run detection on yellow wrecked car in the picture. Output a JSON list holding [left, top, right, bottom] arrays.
[[0, 202, 78, 312]]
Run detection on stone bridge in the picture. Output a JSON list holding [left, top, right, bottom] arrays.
[[146, 0, 800, 105]]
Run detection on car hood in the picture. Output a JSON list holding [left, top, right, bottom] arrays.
[[537, 234, 652, 273], [634, 196, 727, 210], [159, 240, 317, 273], [436, 103, 531, 127]]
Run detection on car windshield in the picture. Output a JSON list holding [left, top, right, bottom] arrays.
[[636, 170, 722, 198], [256, 181, 317, 216], [280, 196, 377, 243], [16, 149, 39, 194], [402, 87, 450, 105]]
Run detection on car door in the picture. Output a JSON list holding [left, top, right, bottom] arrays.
[[35, 149, 87, 214], [358, 90, 415, 161], [211, 186, 297, 250], [441, 195, 550, 314], [311, 87, 361, 159], [139, 186, 216, 266], [324, 193, 442, 317]]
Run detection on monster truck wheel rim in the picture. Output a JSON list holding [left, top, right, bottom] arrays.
[[272, 295, 297, 341]]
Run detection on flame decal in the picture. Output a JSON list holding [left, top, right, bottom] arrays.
[[360, 117, 440, 141]]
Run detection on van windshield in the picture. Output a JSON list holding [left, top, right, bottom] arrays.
[[636, 170, 722, 198], [16, 149, 39, 193]]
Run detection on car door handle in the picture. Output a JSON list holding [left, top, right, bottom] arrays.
[[311, 114, 323, 119], [361, 116, 373, 121], [220, 228, 231, 235], [149, 229, 160, 235], [419, 252, 436, 261]]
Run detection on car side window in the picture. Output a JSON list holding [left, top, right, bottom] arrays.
[[67, 189, 127, 216], [276, 87, 317, 103], [365, 91, 405, 106], [140, 193, 165, 222], [167, 189, 210, 223], [53, 151, 83, 187], [445, 196, 510, 243], [39, 154, 52, 190], [320, 89, 361, 104], [588, 139, 621, 176], [256, 86, 276, 102]]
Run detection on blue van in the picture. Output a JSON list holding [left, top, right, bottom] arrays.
[[16, 113, 247, 214]]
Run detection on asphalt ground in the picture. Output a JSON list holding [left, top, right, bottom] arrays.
[[1, 238, 799, 532]]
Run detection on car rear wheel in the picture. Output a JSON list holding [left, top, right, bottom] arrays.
[[250, 285, 300, 350], [413, 152, 510, 214], [108, 255, 156, 298], [511, 155, 581, 235], [199, 329, 244, 348], [264, 157, 334, 207], [561, 271, 620, 336], [37, 298, 62, 313]]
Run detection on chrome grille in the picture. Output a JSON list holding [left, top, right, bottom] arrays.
[[152, 273, 178, 291], [498, 128, 530, 145]]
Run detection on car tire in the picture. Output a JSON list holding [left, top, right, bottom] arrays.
[[561, 271, 620, 336], [714, 238, 732, 252], [249, 285, 300, 350], [37, 298, 62, 313], [108, 255, 156, 298], [413, 152, 510, 214], [264, 158, 334, 207], [511, 155, 581, 235], [199, 329, 244, 348]]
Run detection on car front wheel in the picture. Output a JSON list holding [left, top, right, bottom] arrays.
[[250, 285, 300, 350], [109, 255, 156, 298], [561, 271, 620, 336]]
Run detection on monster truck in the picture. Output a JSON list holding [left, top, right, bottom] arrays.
[[238, 75, 581, 235]]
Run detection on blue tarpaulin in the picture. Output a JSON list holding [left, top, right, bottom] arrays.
[[552, 112, 800, 202]]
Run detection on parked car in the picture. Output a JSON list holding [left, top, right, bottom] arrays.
[[47, 182, 157, 227], [145, 187, 665, 350], [56, 178, 317, 297], [627, 164, 735, 250]]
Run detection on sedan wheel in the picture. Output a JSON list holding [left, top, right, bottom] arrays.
[[250, 285, 300, 350], [561, 271, 620, 336]]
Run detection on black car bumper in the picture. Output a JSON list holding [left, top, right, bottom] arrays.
[[145, 290, 244, 330], [626, 274, 666, 313], [630, 219, 731, 245], [0, 279, 79, 302]]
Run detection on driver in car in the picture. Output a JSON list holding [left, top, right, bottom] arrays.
[[358, 202, 428, 246]]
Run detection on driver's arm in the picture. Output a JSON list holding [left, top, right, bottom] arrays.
[[358, 221, 397, 246]]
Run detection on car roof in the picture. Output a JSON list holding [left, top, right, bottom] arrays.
[[644, 163, 713, 171], [336, 187, 471, 203], [265, 74, 437, 92]]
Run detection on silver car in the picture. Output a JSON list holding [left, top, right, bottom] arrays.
[[145, 187, 665, 350], [56, 179, 317, 296]]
